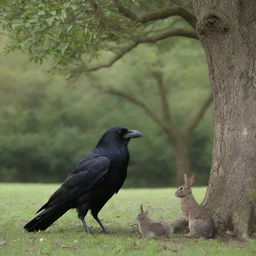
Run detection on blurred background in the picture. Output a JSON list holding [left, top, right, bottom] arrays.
[[0, 36, 213, 187]]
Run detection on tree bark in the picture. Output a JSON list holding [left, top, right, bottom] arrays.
[[193, 0, 256, 239]]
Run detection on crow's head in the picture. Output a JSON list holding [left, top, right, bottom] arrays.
[[95, 126, 143, 151]]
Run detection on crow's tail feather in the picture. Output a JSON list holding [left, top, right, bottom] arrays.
[[24, 206, 69, 232]]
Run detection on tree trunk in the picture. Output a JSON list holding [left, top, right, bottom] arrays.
[[193, 0, 256, 238], [174, 137, 191, 185]]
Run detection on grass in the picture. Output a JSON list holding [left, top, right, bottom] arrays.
[[0, 183, 255, 256]]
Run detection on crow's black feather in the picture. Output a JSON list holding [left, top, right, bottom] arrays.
[[24, 126, 142, 232]]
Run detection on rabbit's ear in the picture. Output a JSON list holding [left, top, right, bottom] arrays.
[[189, 175, 195, 186], [140, 204, 144, 213], [184, 173, 188, 186]]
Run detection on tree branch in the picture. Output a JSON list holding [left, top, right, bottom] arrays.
[[95, 84, 179, 142], [73, 28, 198, 73], [186, 93, 212, 135], [113, 0, 197, 28], [73, 42, 138, 73], [152, 71, 172, 123], [138, 28, 198, 42], [113, 0, 138, 21], [152, 71, 179, 141], [88, 0, 123, 31]]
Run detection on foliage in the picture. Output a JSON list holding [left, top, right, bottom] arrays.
[[1, 183, 255, 256], [1, 1, 124, 66], [0, 0, 194, 72]]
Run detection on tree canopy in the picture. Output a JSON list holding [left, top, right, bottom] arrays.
[[0, 0, 196, 74]]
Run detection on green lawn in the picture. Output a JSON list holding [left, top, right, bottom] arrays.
[[0, 183, 255, 256]]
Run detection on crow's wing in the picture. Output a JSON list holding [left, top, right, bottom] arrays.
[[64, 155, 110, 189], [37, 155, 110, 213]]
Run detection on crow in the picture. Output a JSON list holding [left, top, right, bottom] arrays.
[[24, 126, 143, 233]]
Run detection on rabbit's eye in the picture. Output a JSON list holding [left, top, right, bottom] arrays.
[[180, 187, 184, 190]]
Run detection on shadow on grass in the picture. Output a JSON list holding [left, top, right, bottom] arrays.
[[45, 223, 140, 237]]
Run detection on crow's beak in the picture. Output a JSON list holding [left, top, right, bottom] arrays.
[[123, 130, 143, 139]]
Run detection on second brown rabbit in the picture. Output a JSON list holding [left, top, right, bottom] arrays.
[[175, 174, 215, 238], [136, 205, 174, 238]]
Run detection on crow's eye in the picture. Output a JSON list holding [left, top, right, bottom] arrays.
[[119, 128, 128, 135]]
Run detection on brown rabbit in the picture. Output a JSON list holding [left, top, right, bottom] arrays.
[[175, 174, 215, 238], [136, 205, 174, 238]]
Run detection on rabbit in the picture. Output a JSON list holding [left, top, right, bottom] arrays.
[[136, 205, 174, 238], [175, 174, 215, 238]]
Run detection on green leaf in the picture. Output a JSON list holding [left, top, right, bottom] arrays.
[[67, 25, 73, 32], [11, 23, 20, 29], [60, 10, 67, 22], [38, 10, 45, 16], [50, 10, 56, 16], [61, 43, 69, 55], [46, 17, 54, 26]]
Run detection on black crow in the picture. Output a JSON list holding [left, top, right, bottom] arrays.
[[24, 126, 143, 233]]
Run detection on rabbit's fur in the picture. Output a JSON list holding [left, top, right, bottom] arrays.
[[136, 205, 174, 238], [175, 174, 215, 238]]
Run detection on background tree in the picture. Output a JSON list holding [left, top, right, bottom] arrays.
[[0, 39, 212, 186], [89, 40, 212, 185], [93, 68, 211, 185], [1, 0, 255, 238]]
